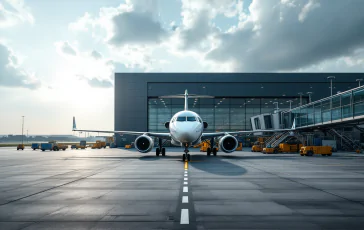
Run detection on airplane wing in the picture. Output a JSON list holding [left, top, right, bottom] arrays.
[[201, 129, 295, 138], [72, 117, 170, 138]]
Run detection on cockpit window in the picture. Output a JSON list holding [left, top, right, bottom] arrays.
[[197, 117, 202, 123], [177, 116, 186, 121], [187, 117, 196, 121]]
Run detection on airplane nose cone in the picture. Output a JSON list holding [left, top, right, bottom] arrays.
[[180, 132, 194, 142]]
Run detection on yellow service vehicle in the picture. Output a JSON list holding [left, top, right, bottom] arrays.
[[252, 145, 263, 152], [236, 142, 243, 151], [279, 143, 303, 153], [92, 140, 106, 149], [49, 141, 68, 151], [300, 146, 332, 156], [17, 144, 24, 150]]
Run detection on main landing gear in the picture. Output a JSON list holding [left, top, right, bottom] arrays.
[[183, 145, 191, 162], [206, 138, 217, 156], [156, 138, 166, 157]]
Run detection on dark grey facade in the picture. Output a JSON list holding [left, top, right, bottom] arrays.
[[115, 73, 364, 146]]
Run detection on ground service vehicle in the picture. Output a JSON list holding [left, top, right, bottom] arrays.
[[17, 144, 24, 150], [31, 143, 40, 150], [263, 143, 303, 154], [300, 146, 332, 156], [252, 145, 263, 152], [41, 143, 53, 151], [48, 141, 68, 151], [71, 140, 87, 149], [92, 141, 106, 149]]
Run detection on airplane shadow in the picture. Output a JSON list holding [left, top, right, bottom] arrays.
[[188, 154, 247, 176]]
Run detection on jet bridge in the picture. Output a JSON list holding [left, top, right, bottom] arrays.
[[251, 85, 364, 151]]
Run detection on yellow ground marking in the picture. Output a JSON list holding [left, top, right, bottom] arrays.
[[184, 161, 188, 170]]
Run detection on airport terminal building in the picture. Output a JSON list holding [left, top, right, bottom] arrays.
[[115, 73, 364, 146]]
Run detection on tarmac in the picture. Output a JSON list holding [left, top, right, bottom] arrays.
[[1, 147, 364, 230]]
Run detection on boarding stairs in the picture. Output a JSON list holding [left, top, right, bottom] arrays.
[[264, 132, 283, 147], [265, 131, 297, 148], [328, 129, 360, 151]]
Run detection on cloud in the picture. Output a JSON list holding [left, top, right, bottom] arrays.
[[87, 78, 113, 88], [0, 43, 40, 89], [55, 41, 77, 56], [108, 11, 166, 46], [91, 50, 102, 59], [0, 0, 34, 28], [68, 0, 167, 46], [205, 0, 364, 71]]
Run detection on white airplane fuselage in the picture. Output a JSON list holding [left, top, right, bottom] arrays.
[[169, 110, 204, 147]]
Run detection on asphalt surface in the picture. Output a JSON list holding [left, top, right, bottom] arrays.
[[1, 147, 364, 229]]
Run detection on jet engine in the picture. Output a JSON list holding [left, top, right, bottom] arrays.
[[135, 135, 154, 153], [218, 135, 238, 153]]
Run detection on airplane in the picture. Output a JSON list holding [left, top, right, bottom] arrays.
[[73, 90, 295, 161]]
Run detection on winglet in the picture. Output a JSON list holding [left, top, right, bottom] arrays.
[[291, 118, 296, 130], [184, 89, 188, 110], [73, 116, 77, 131]]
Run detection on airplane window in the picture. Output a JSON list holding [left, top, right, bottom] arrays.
[[197, 117, 202, 123], [187, 117, 196, 121], [177, 117, 186, 121]]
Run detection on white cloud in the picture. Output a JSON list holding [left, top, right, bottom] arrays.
[[55, 41, 77, 56], [206, 0, 364, 72], [0, 0, 34, 28], [55, 41, 117, 88], [299, 0, 320, 22], [0, 43, 40, 89], [91, 50, 102, 60]]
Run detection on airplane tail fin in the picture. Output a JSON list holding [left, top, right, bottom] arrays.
[[291, 118, 296, 130], [73, 116, 77, 131], [184, 89, 188, 110]]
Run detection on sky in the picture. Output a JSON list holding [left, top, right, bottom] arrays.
[[1, 0, 364, 135]]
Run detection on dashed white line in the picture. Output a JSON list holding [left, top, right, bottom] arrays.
[[182, 196, 189, 203], [183, 186, 188, 192], [180, 209, 189, 224], [184, 178, 188, 181], [184, 182, 188, 185], [184, 173, 188, 176]]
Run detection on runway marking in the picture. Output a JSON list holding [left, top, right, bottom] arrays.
[[182, 196, 189, 203], [184, 173, 188, 176], [184, 182, 188, 185], [180, 209, 189, 224], [184, 178, 188, 181], [183, 186, 188, 192], [184, 161, 188, 170]]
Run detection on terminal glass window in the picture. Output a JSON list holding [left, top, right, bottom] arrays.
[[148, 97, 298, 132]]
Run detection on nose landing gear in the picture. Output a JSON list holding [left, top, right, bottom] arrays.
[[183, 146, 191, 162]]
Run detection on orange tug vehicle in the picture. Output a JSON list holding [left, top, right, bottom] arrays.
[[300, 146, 332, 156]]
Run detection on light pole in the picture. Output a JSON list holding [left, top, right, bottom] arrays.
[[356, 78, 363, 87], [287, 100, 293, 110], [306, 92, 313, 103], [298, 92, 303, 106], [21, 116, 24, 145], [327, 76, 335, 97], [27, 130, 28, 143]]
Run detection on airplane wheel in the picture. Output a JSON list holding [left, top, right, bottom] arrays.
[[162, 148, 166, 156], [212, 148, 217, 156], [187, 154, 191, 162], [182, 154, 186, 162], [207, 148, 211, 156], [156, 148, 160, 156]]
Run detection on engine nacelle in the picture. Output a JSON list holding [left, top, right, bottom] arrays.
[[218, 135, 238, 153], [135, 135, 154, 153]]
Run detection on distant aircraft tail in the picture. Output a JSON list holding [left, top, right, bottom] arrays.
[[184, 89, 188, 111], [73, 116, 77, 131]]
